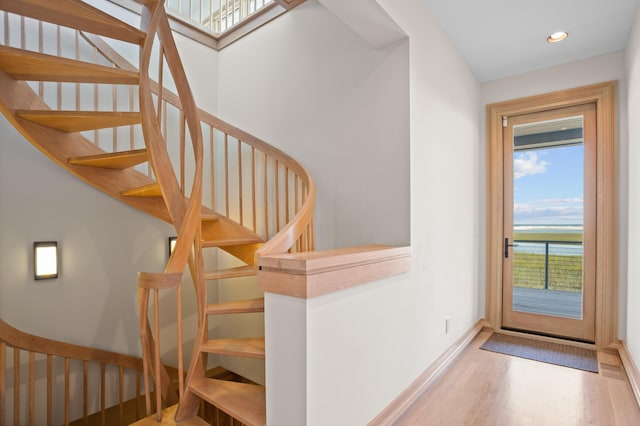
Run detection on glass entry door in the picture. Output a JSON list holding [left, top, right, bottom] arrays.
[[502, 104, 596, 342]]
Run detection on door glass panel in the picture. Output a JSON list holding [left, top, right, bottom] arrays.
[[511, 116, 584, 320]]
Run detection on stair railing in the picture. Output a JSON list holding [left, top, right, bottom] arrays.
[[136, 0, 205, 420], [1, 3, 316, 421], [0, 9, 315, 254], [0, 319, 152, 425]]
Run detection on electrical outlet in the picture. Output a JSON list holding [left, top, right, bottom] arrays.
[[445, 317, 451, 334]]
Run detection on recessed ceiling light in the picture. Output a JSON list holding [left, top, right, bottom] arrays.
[[547, 31, 569, 43]]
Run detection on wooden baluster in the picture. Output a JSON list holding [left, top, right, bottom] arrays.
[[140, 288, 152, 417], [93, 47, 99, 146], [113, 85, 118, 152], [238, 140, 243, 225], [210, 127, 215, 211], [158, 100, 167, 177], [13, 348, 19, 426], [130, 86, 135, 150], [119, 366, 124, 424], [0, 342, 4, 426], [28, 352, 35, 426], [64, 358, 70, 426], [225, 133, 230, 217], [301, 188, 307, 251], [83, 360, 89, 425], [251, 146, 257, 232], [57, 26, 62, 110], [154, 289, 162, 421], [295, 177, 300, 252], [47, 355, 52, 426], [38, 21, 43, 96], [75, 31, 80, 110], [157, 48, 164, 122], [100, 363, 106, 426], [177, 283, 184, 399], [285, 168, 290, 224], [275, 161, 280, 231], [264, 154, 269, 237], [180, 111, 186, 192], [136, 369, 141, 419]]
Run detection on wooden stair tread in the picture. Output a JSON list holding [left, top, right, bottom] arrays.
[[202, 236, 264, 248], [207, 298, 264, 315], [121, 182, 161, 197], [205, 265, 256, 280], [188, 377, 266, 426], [130, 404, 209, 425], [16, 110, 141, 132], [0, 46, 139, 84], [201, 338, 265, 359], [69, 148, 148, 169], [0, 0, 146, 45], [201, 218, 265, 248]]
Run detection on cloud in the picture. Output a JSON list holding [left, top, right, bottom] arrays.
[[513, 152, 549, 179], [514, 202, 583, 224], [535, 198, 583, 205]]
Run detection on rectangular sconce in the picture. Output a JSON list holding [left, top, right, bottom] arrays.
[[34, 241, 59, 280], [168, 236, 177, 258]]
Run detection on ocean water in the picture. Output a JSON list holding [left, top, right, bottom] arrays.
[[513, 225, 583, 256], [514, 225, 583, 233]]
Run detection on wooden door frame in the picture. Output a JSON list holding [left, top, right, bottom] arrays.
[[485, 81, 618, 349]]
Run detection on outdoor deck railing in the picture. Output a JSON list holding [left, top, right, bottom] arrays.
[[513, 239, 583, 292]]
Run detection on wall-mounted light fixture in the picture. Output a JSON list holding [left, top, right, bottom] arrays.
[[168, 236, 177, 258], [34, 241, 59, 280]]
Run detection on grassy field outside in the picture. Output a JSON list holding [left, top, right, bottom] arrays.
[[512, 232, 583, 292], [513, 232, 582, 242]]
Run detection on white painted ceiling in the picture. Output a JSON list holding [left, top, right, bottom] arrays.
[[423, 0, 639, 82]]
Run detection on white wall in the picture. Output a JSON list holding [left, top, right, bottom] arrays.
[[261, 0, 480, 423], [480, 52, 629, 338], [0, 117, 177, 355], [624, 5, 640, 373], [217, 0, 410, 250], [0, 111, 190, 365]]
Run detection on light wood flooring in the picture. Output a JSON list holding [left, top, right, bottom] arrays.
[[396, 330, 640, 425]]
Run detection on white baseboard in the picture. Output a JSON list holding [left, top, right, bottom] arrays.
[[367, 319, 485, 425]]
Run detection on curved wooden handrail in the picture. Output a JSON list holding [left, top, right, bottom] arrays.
[[0, 319, 156, 425], [0, 319, 143, 369], [146, 83, 317, 255]]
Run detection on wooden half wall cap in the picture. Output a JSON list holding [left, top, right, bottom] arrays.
[[258, 245, 412, 299]]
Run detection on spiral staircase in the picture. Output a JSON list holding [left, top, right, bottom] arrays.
[[0, 0, 315, 424]]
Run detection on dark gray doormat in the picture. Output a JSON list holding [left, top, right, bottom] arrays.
[[480, 333, 598, 373]]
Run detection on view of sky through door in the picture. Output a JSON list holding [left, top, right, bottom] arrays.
[[513, 118, 584, 226], [511, 116, 585, 320]]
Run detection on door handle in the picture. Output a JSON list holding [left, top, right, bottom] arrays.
[[504, 237, 518, 258]]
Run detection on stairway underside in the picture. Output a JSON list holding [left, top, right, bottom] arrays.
[[0, 70, 264, 249]]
